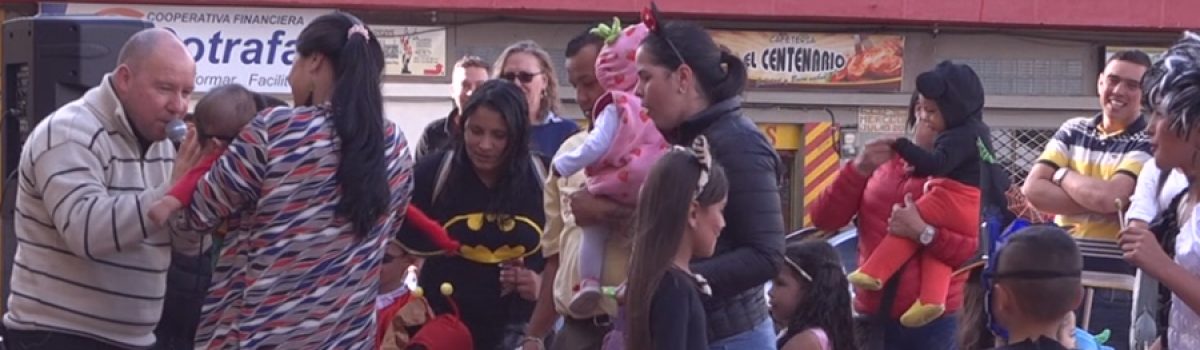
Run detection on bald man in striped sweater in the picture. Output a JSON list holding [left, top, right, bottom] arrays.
[[3, 28, 205, 349]]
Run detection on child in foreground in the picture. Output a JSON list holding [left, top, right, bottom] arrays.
[[988, 225, 1084, 350], [624, 139, 726, 350], [769, 239, 856, 350]]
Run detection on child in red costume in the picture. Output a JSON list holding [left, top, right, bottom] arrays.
[[847, 61, 990, 328]]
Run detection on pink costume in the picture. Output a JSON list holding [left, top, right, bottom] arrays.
[[552, 22, 668, 205]]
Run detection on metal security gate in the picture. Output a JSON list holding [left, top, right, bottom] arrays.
[[991, 127, 1056, 222]]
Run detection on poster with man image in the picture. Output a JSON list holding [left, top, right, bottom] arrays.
[[711, 30, 905, 91], [374, 25, 447, 77]]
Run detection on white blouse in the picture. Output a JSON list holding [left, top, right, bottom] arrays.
[[1169, 202, 1200, 348]]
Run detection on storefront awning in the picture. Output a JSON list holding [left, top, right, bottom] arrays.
[[16, 0, 1199, 32]]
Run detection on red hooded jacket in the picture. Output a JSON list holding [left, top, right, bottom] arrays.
[[810, 159, 978, 319]]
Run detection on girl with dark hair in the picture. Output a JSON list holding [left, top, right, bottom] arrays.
[[633, 5, 784, 347], [168, 12, 413, 348], [626, 140, 730, 350], [396, 79, 549, 349], [770, 239, 856, 350]]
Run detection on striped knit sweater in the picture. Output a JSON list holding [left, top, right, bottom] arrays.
[[3, 74, 183, 348], [171, 105, 413, 349]]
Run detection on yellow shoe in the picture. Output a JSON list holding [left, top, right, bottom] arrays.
[[847, 270, 883, 291], [900, 301, 946, 328]]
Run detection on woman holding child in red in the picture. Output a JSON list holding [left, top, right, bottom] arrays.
[[810, 62, 992, 350]]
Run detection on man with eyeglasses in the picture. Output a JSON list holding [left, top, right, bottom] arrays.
[[415, 56, 491, 160], [1022, 50, 1154, 350]]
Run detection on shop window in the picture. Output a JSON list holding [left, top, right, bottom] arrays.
[[952, 58, 1085, 96]]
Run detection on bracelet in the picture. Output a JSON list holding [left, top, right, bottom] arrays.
[[521, 335, 545, 349]]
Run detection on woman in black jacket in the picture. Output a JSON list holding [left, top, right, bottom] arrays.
[[631, 7, 785, 348]]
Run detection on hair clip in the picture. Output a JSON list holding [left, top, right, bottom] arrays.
[[669, 136, 713, 199], [691, 136, 712, 196], [641, 4, 659, 33], [784, 257, 814, 282], [347, 24, 370, 40]]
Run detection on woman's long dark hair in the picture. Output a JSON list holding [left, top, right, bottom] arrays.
[[626, 150, 728, 350], [295, 12, 388, 237], [454, 79, 535, 213], [640, 20, 747, 103], [782, 240, 856, 350]]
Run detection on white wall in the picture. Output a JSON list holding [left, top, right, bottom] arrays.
[[385, 100, 453, 144]]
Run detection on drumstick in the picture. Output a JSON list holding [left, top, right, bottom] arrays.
[[1116, 198, 1127, 230]]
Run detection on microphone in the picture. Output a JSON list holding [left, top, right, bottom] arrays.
[[166, 119, 187, 144]]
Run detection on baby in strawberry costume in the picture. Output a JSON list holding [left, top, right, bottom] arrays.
[[552, 18, 668, 315]]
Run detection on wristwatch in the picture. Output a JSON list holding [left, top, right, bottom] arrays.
[[919, 225, 936, 245], [1052, 167, 1070, 185]]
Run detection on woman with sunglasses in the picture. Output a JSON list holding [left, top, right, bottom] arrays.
[[809, 89, 980, 350], [629, 6, 783, 349], [495, 40, 580, 158]]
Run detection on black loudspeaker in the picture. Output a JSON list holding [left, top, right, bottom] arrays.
[[3, 16, 152, 176], [1, 16, 152, 311]]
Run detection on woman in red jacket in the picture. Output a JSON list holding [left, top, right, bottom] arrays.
[[809, 95, 978, 350]]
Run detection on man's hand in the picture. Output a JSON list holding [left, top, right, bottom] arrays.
[[569, 190, 632, 228], [171, 125, 202, 184], [149, 196, 183, 227], [1022, 163, 1091, 216], [888, 193, 927, 242], [500, 259, 540, 301], [854, 138, 895, 176], [1060, 171, 1137, 214], [1118, 227, 1172, 271]]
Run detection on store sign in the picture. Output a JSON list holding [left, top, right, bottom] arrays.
[[374, 25, 447, 77], [758, 123, 802, 150], [857, 107, 908, 134], [711, 31, 905, 91], [42, 2, 332, 93]]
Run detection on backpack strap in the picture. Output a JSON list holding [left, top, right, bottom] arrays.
[[529, 155, 547, 189], [431, 151, 455, 207]]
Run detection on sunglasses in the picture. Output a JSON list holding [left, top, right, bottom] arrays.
[[500, 71, 542, 84]]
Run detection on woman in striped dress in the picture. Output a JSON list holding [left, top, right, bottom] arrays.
[[170, 13, 411, 349]]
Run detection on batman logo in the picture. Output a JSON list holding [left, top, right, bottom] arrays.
[[402, 212, 542, 265]]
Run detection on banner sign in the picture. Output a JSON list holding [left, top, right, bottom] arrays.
[[42, 2, 332, 93], [710, 31, 905, 91], [374, 25, 447, 77]]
